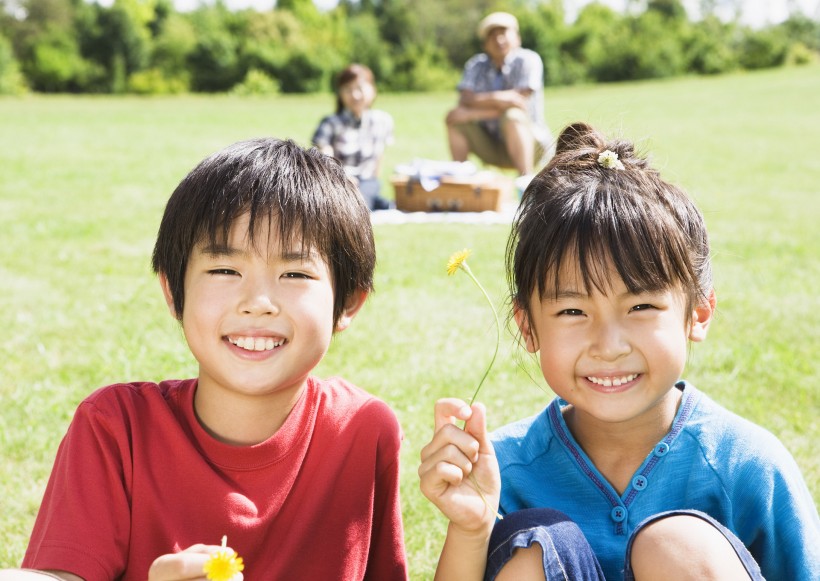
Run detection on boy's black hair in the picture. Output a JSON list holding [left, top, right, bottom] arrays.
[[507, 122, 712, 328], [152, 138, 375, 328]]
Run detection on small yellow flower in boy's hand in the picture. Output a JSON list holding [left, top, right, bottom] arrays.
[[203, 536, 244, 581], [447, 248, 472, 276]]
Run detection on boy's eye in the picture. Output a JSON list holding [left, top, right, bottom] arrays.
[[630, 304, 655, 312], [283, 272, 311, 279], [208, 268, 239, 276], [558, 308, 584, 316]]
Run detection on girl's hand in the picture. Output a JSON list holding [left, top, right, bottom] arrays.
[[419, 398, 501, 536], [148, 544, 243, 581]]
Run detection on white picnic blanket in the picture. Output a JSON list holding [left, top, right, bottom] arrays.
[[370, 201, 518, 225]]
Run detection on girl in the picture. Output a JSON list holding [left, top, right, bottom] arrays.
[[419, 122, 820, 580], [312, 63, 393, 211]]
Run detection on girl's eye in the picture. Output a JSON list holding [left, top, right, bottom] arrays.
[[630, 304, 655, 312], [558, 308, 584, 316], [208, 268, 238, 276], [283, 272, 311, 279]]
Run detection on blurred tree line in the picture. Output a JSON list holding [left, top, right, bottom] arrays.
[[0, 0, 818, 95]]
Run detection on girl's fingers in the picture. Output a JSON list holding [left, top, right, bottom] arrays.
[[419, 437, 476, 478], [420, 422, 480, 465], [464, 402, 495, 457], [433, 398, 472, 431]]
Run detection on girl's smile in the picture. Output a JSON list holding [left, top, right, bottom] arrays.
[[584, 372, 641, 393]]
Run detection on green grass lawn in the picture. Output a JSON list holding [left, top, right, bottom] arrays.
[[1, 66, 818, 578]]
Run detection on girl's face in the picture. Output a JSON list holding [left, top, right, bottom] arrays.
[[515, 258, 713, 431], [339, 79, 375, 118]]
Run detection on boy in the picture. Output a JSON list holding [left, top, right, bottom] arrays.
[[2, 138, 407, 580]]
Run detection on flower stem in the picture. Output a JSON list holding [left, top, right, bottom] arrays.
[[460, 262, 500, 406], [458, 261, 503, 520]]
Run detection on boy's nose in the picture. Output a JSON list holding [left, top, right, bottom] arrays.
[[239, 282, 280, 316]]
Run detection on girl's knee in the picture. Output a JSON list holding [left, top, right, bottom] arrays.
[[629, 514, 751, 581], [495, 545, 546, 581]]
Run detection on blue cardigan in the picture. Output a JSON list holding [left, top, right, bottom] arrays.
[[492, 382, 820, 580]]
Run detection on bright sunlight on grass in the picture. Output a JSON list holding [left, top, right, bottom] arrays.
[[1, 66, 818, 579]]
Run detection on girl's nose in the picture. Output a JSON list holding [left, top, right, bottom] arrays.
[[589, 320, 631, 360]]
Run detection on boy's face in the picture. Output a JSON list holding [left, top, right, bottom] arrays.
[[515, 258, 713, 428], [163, 213, 362, 405]]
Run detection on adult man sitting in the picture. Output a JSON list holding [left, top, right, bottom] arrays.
[[445, 12, 553, 178]]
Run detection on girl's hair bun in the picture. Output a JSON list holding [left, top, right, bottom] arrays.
[[546, 122, 642, 172], [555, 122, 602, 154]]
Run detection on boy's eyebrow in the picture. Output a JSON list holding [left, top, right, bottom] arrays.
[[198, 243, 319, 263], [200, 243, 242, 256]]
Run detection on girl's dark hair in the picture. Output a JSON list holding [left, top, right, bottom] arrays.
[[152, 138, 375, 328], [335, 63, 375, 114], [507, 122, 712, 329]]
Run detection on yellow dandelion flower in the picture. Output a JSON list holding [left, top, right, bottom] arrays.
[[446, 248, 472, 276], [203, 536, 244, 581]]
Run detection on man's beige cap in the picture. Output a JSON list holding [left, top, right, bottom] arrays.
[[477, 11, 519, 40]]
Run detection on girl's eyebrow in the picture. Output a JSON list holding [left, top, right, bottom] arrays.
[[552, 289, 588, 300]]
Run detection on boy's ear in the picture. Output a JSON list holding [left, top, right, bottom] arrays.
[[514, 302, 539, 353], [335, 290, 369, 332], [158, 273, 179, 319], [688, 290, 717, 342]]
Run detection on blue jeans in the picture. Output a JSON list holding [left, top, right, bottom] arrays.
[[484, 508, 764, 581]]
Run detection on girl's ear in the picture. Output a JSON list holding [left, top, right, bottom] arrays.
[[158, 273, 180, 319], [335, 290, 369, 332], [514, 302, 539, 353], [689, 290, 717, 343]]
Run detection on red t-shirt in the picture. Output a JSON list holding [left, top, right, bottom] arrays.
[[23, 376, 407, 580]]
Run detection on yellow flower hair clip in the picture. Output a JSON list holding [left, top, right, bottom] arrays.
[[597, 149, 625, 170], [203, 536, 244, 581]]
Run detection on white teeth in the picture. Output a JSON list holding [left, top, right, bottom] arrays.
[[587, 374, 637, 387], [229, 336, 284, 351]]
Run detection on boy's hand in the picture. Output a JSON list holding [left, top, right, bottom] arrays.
[[419, 398, 501, 536], [148, 543, 244, 581]]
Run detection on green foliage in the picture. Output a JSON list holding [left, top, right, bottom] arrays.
[[684, 16, 739, 75], [276, 47, 333, 93], [230, 67, 280, 95], [186, 5, 242, 91], [736, 27, 790, 69], [0, 32, 27, 94], [127, 66, 188, 93], [150, 13, 197, 79], [785, 42, 819, 66], [386, 42, 459, 92], [1, 0, 818, 93], [24, 29, 103, 91]]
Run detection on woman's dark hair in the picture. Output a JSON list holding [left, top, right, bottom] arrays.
[[152, 138, 375, 328], [507, 122, 712, 331], [335, 63, 376, 114]]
